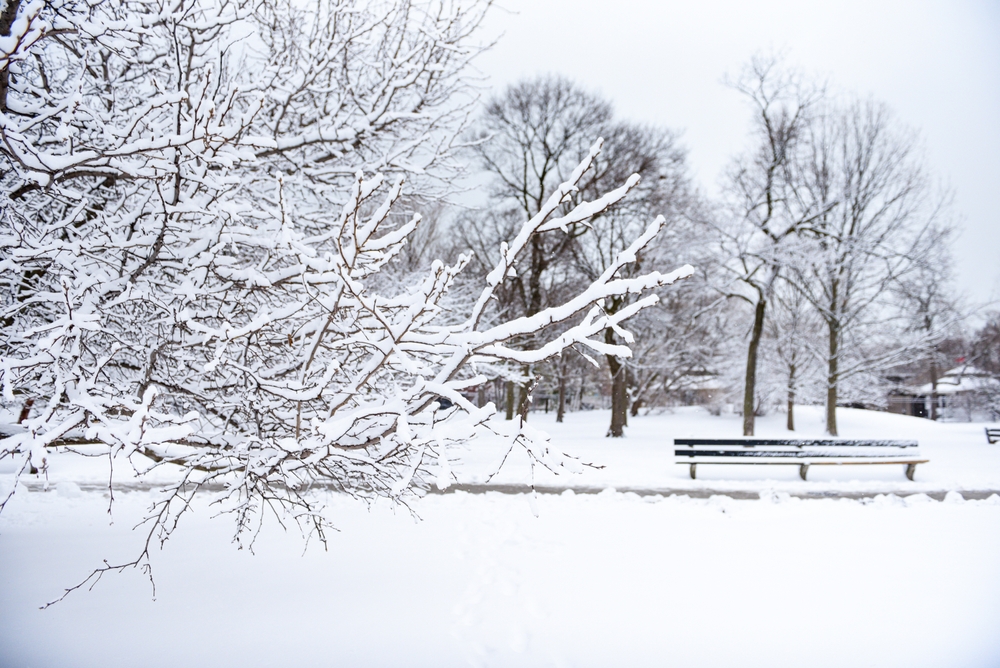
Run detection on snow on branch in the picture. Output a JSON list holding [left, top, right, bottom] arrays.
[[2, 145, 689, 546], [0, 0, 692, 602]]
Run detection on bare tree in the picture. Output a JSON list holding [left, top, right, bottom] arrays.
[[569, 121, 692, 436], [716, 55, 823, 435], [890, 223, 964, 420], [471, 75, 695, 436], [970, 313, 1000, 419], [972, 315, 1000, 377], [469, 75, 612, 420], [625, 265, 732, 416], [789, 98, 948, 435], [764, 280, 823, 430]]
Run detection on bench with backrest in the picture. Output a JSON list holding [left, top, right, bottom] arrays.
[[674, 438, 927, 481], [987, 428, 1000, 444]]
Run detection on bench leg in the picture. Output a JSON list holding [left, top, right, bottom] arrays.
[[906, 463, 917, 481], [689, 463, 697, 480], [799, 464, 809, 481]]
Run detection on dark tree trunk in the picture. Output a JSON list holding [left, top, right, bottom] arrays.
[[17, 398, 34, 424], [0, 0, 22, 114], [527, 236, 545, 317], [606, 329, 628, 437], [929, 359, 939, 421], [512, 238, 548, 421], [786, 363, 796, 431], [826, 319, 840, 436], [787, 391, 795, 431], [630, 398, 642, 418], [556, 359, 566, 423], [743, 295, 767, 436], [504, 380, 515, 420], [517, 366, 531, 421]]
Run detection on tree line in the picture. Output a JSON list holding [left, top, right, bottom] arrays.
[[445, 57, 989, 438]]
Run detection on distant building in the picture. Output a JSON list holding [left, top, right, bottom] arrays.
[[672, 374, 725, 407], [887, 389, 929, 418], [887, 365, 1000, 421]]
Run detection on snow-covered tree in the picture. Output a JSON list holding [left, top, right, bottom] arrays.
[[624, 262, 732, 416], [970, 313, 1000, 420], [470, 75, 699, 436], [889, 222, 964, 420], [715, 55, 824, 436], [468, 75, 614, 421], [761, 280, 823, 430], [788, 98, 948, 435], [568, 121, 691, 436], [0, 0, 693, 597]]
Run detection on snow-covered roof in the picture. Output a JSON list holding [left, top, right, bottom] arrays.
[[914, 365, 999, 395]]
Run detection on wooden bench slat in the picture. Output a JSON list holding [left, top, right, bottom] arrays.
[[674, 437, 926, 481], [675, 438, 918, 448], [675, 449, 920, 459], [678, 457, 928, 465]]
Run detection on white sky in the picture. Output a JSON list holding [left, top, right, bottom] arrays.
[[473, 0, 1000, 308]]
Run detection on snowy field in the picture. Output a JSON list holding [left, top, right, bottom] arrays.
[[2, 407, 1000, 667], [452, 405, 1000, 494]]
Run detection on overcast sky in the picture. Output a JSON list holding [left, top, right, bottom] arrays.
[[473, 0, 1000, 308]]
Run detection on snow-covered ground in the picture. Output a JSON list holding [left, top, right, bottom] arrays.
[[2, 407, 999, 667], [453, 405, 1000, 494]]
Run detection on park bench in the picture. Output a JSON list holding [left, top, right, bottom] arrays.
[[986, 428, 1000, 444], [674, 438, 927, 481]]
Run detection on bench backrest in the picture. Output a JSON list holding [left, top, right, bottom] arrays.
[[675, 439, 918, 448], [674, 438, 919, 459]]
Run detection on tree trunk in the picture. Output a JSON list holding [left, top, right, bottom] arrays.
[[556, 359, 566, 423], [606, 329, 628, 437], [607, 357, 628, 437], [17, 398, 34, 424], [786, 390, 795, 431], [622, 374, 629, 429], [743, 296, 766, 436], [0, 0, 22, 114], [929, 358, 939, 421], [630, 398, 642, 417], [504, 380, 515, 420], [515, 365, 534, 420], [826, 319, 840, 436], [786, 363, 796, 431]]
